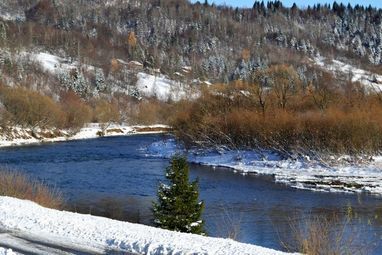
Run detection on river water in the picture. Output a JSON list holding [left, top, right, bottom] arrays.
[[0, 134, 381, 253]]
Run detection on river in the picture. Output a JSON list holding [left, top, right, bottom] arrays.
[[0, 134, 381, 253]]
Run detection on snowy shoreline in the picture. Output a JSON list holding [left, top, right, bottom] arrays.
[[0, 196, 296, 255], [146, 139, 382, 196], [0, 123, 171, 148]]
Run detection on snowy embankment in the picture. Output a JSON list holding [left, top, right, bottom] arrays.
[[0, 248, 15, 255], [147, 139, 382, 195], [0, 124, 170, 148], [0, 196, 295, 255]]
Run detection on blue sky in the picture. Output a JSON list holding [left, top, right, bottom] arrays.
[[190, 0, 382, 8]]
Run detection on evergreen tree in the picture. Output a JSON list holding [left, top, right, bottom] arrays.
[[0, 22, 7, 46], [95, 68, 106, 92], [153, 155, 205, 235]]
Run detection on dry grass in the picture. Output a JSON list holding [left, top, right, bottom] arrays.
[[215, 206, 242, 241], [283, 212, 376, 255], [289, 215, 345, 255], [0, 170, 63, 209]]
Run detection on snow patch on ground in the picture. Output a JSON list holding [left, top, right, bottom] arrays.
[[30, 52, 77, 74], [146, 139, 382, 195], [0, 196, 295, 255], [0, 248, 16, 255], [0, 124, 170, 148], [136, 72, 198, 101], [71, 123, 170, 140], [313, 56, 382, 91], [0, 7, 25, 22]]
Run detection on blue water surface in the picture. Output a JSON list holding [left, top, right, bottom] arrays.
[[0, 134, 381, 253]]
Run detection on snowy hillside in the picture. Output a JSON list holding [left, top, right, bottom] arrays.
[[0, 196, 296, 255], [27, 51, 195, 101], [313, 56, 382, 91]]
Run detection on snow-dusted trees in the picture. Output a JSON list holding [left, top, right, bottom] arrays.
[[5, 0, 382, 84], [95, 69, 106, 93], [58, 68, 89, 97], [0, 22, 7, 47], [153, 156, 205, 235]]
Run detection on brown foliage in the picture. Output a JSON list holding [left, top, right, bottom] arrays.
[[268, 64, 300, 109], [92, 98, 120, 124], [0, 170, 63, 209], [129, 99, 173, 125], [172, 65, 382, 155], [127, 31, 137, 48], [0, 87, 65, 129], [110, 58, 121, 73], [284, 212, 375, 255], [60, 90, 92, 130], [241, 48, 251, 61]]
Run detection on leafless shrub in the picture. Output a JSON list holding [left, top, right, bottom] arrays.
[[215, 205, 242, 241], [282, 210, 377, 255], [0, 170, 63, 209]]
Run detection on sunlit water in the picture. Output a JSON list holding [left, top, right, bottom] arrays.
[[0, 134, 381, 253]]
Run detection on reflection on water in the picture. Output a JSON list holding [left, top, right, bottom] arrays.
[[0, 134, 381, 253]]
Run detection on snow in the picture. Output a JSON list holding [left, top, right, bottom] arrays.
[[313, 56, 382, 91], [0, 196, 295, 255], [0, 7, 25, 22], [146, 139, 382, 196], [0, 124, 170, 148], [136, 72, 198, 101], [136, 72, 184, 101], [181, 66, 192, 74], [31, 52, 77, 74], [0, 13, 23, 22], [33, 53, 62, 72], [72, 123, 169, 139], [0, 248, 16, 255], [127, 60, 143, 67]]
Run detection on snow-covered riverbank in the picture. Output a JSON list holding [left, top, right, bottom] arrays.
[[146, 139, 382, 196], [0, 196, 295, 255], [0, 248, 15, 255], [0, 124, 170, 148]]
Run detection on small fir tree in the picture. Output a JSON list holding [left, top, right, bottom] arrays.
[[95, 68, 106, 92], [153, 155, 205, 235]]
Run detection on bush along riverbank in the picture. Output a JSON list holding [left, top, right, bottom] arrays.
[[172, 69, 382, 159]]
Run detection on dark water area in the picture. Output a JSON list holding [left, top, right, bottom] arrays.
[[0, 134, 381, 253]]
